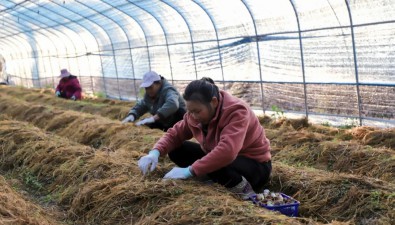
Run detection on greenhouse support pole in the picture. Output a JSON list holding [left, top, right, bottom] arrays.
[[345, 0, 363, 126], [48, 1, 105, 96], [240, 0, 265, 114], [290, 0, 308, 119], [192, 0, 225, 89], [12, 2, 76, 88], [162, 1, 198, 80], [129, 1, 175, 85], [54, 1, 108, 97], [78, 1, 130, 100], [104, 1, 151, 101], [0, 39, 25, 85]]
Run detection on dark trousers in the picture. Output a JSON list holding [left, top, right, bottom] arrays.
[[148, 107, 186, 132], [168, 141, 271, 192]]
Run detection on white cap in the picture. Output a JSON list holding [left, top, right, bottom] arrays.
[[140, 71, 161, 88]]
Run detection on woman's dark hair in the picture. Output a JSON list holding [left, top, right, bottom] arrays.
[[183, 77, 220, 105]]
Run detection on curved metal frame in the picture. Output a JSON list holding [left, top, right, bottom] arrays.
[[51, 1, 111, 95], [76, 0, 129, 99], [240, 0, 266, 113], [161, 0, 198, 80], [129, 1, 175, 83], [345, 0, 363, 126], [4, 1, 75, 86], [0, 35, 30, 85], [100, 0, 150, 101], [191, 0, 225, 89], [0, 10, 46, 86], [289, 0, 309, 119], [36, 1, 103, 93]]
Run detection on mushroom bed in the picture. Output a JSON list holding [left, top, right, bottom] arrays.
[[0, 86, 394, 225]]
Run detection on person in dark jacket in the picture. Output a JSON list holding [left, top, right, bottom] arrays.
[[55, 69, 82, 100], [122, 71, 186, 131]]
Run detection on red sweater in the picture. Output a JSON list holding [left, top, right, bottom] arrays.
[[154, 90, 271, 176], [56, 75, 82, 100]]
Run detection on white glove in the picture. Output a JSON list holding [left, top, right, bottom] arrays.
[[55, 91, 61, 97], [163, 166, 193, 179], [138, 149, 160, 175], [70, 95, 76, 101], [136, 116, 155, 126], [122, 114, 135, 124]]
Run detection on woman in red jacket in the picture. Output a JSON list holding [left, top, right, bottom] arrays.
[[138, 77, 271, 199], [55, 69, 82, 100]]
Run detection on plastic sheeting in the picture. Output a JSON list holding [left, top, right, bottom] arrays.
[[0, 0, 395, 126]]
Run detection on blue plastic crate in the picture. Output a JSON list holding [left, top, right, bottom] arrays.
[[250, 193, 300, 217]]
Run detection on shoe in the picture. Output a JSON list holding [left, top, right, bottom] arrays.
[[229, 176, 256, 200]]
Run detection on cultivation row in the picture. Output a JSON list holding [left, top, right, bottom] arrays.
[[1, 86, 394, 224]]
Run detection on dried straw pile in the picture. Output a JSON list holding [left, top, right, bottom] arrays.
[[0, 119, 316, 225], [1, 86, 393, 225], [0, 94, 163, 154], [0, 175, 60, 225], [0, 86, 131, 120], [270, 162, 395, 224]]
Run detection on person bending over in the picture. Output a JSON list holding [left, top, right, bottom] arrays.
[[55, 69, 82, 101], [138, 77, 271, 199], [122, 71, 186, 132]]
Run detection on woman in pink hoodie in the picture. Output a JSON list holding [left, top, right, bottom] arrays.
[[138, 77, 271, 199]]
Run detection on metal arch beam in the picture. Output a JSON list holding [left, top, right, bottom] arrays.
[[32, 1, 103, 93], [2, 1, 74, 86], [0, 27, 34, 85], [2, 1, 93, 81], [128, 1, 175, 83], [50, 1, 112, 95], [32, 1, 100, 78], [191, 0, 225, 89], [30, 1, 88, 79], [345, 0, 362, 126], [240, 0, 266, 113], [2, 1, 60, 84], [1, 31, 31, 81], [161, 0, 198, 80], [114, 3, 152, 70], [96, 1, 142, 100], [289, 0, 308, 119], [76, 0, 130, 99], [0, 13, 46, 86], [99, 1, 151, 101]]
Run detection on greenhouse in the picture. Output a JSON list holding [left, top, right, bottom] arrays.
[[0, 1, 394, 225], [1, 0, 394, 126]]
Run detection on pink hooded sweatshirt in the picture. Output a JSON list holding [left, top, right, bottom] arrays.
[[154, 90, 271, 176]]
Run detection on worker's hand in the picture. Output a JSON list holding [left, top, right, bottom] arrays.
[[70, 95, 76, 101], [138, 149, 160, 175], [136, 116, 155, 126], [121, 114, 135, 124], [163, 166, 193, 179], [55, 91, 61, 97]]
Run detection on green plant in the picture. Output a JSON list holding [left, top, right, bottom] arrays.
[[93, 91, 106, 98], [370, 190, 382, 208], [321, 121, 331, 127], [22, 171, 43, 191], [339, 117, 359, 129], [270, 105, 284, 120]]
